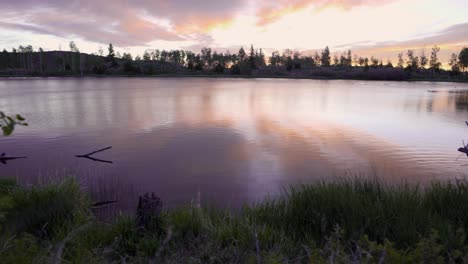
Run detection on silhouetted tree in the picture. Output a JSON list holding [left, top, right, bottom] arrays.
[[419, 50, 428, 69], [154, 49, 160, 61], [429, 45, 441, 71], [201, 47, 212, 67], [406, 50, 419, 71], [107, 43, 115, 63], [160, 50, 168, 62], [449, 53, 460, 73], [69, 41, 79, 73], [143, 50, 151, 61], [269, 51, 279, 66], [69, 41, 79, 52], [314, 52, 321, 66], [194, 54, 203, 71], [321, 46, 331, 67], [38, 47, 44, 74], [333, 54, 339, 66], [356, 56, 364, 67], [249, 44, 256, 69], [122, 53, 133, 61], [352, 54, 359, 66], [459, 47, 468, 72], [257, 48, 266, 67], [370, 56, 379, 68], [397, 53, 404, 68], [385, 59, 393, 68], [238, 47, 246, 62]]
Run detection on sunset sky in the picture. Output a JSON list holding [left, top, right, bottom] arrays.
[[1, 0, 467, 63]]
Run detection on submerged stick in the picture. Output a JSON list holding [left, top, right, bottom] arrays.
[[76, 146, 112, 158], [0, 153, 27, 164], [78, 156, 113, 164], [76, 146, 113, 164], [91, 200, 118, 208]]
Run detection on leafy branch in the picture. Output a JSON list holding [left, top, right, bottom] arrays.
[[0, 111, 28, 136]]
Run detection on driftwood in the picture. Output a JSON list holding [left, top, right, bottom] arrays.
[[76, 146, 113, 164], [0, 153, 26, 164], [136, 192, 162, 229]]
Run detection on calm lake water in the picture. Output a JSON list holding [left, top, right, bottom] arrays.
[[1, 77, 468, 211]]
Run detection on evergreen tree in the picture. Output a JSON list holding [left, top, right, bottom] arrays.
[[107, 43, 115, 61], [238, 47, 246, 62], [346, 50, 352, 67], [249, 44, 256, 69], [321, 46, 331, 67], [429, 45, 441, 71], [257, 48, 266, 67]]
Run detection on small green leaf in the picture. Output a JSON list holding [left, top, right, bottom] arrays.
[[16, 114, 25, 121], [2, 126, 13, 136]]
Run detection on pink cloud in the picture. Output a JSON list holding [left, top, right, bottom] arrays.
[[0, 0, 247, 46]]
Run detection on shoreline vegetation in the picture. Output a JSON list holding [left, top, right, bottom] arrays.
[[1, 178, 468, 263], [1, 44, 467, 82], [2, 73, 468, 83]]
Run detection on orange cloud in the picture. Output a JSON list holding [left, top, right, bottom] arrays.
[[174, 16, 235, 35], [256, 0, 396, 26], [256, 0, 312, 26]]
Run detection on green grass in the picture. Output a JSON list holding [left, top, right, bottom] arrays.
[[1, 178, 468, 263]]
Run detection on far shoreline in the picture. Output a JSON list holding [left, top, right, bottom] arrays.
[[1, 73, 468, 83]]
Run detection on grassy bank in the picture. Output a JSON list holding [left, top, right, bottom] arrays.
[[1, 178, 468, 263]]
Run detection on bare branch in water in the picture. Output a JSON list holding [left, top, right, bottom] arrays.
[[0, 153, 27, 164], [76, 146, 112, 157], [76, 146, 113, 164]]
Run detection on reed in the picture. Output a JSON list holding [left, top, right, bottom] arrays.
[[1, 177, 468, 263]]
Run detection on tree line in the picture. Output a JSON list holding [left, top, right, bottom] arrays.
[[0, 42, 467, 78]]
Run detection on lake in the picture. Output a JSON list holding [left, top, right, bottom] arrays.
[[0, 77, 467, 212]]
